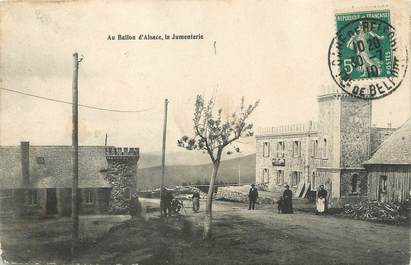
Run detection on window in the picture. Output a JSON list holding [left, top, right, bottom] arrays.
[[262, 168, 269, 183], [351, 174, 359, 193], [25, 190, 38, 205], [276, 170, 284, 185], [263, 142, 270, 157], [276, 141, 285, 157], [322, 138, 328, 159], [292, 141, 301, 157], [84, 189, 94, 204], [291, 171, 301, 187], [36, 157, 45, 164], [311, 140, 318, 158], [380, 176, 387, 193]]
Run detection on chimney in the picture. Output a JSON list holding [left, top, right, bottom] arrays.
[[20, 141, 30, 185], [388, 122, 392, 128]]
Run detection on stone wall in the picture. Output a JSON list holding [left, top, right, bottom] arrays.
[[340, 170, 368, 197], [340, 97, 371, 168], [105, 160, 137, 214]]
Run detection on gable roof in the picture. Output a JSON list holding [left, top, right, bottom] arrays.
[[0, 145, 112, 189], [364, 118, 411, 165]]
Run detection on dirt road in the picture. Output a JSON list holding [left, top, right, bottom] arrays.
[[1, 199, 409, 265], [138, 198, 410, 265]]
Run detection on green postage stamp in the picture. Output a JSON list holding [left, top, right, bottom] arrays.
[[336, 10, 392, 80], [328, 9, 408, 99]]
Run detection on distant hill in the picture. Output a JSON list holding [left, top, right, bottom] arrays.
[[138, 151, 211, 168], [138, 139, 256, 168], [137, 154, 256, 190]]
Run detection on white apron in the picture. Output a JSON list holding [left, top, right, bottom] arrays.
[[316, 198, 326, 213]]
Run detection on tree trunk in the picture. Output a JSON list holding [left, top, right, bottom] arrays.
[[203, 161, 220, 239]]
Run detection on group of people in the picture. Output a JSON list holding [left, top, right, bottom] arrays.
[[160, 187, 201, 217], [135, 183, 328, 218], [248, 183, 329, 215]]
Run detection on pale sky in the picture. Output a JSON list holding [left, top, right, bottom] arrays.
[[0, 0, 410, 153]]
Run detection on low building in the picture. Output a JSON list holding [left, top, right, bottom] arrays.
[[364, 118, 411, 203], [0, 142, 139, 218], [255, 85, 398, 205]]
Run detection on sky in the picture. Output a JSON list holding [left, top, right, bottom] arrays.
[[0, 0, 410, 153]]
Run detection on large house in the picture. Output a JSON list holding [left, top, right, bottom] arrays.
[[0, 142, 139, 218], [255, 85, 410, 206]]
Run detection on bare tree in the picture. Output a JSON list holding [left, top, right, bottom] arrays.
[[178, 95, 259, 239]]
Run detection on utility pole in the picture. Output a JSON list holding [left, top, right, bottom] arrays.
[[159, 99, 169, 217], [238, 164, 241, 186], [71, 52, 81, 258]]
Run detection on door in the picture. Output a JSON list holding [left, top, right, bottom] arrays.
[[46, 189, 58, 215], [378, 176, 388, 202]]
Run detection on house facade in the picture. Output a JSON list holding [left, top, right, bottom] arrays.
[[0, 142, 139, 218], [255, 85, 399, 205]]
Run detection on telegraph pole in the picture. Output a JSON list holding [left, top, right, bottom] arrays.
[[71, 52, 80, 257], [238, 164, 241, 186], [159, 99, 169, 217]]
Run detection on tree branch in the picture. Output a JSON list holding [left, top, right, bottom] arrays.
[[193, 113, 216, 164]]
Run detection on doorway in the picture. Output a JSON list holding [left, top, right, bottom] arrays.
[[378, 175, 388, 202], [46, 189, 58, 215]]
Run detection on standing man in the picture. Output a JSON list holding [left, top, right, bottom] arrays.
[[192, 191, 200, 213], [316, 185, 327, 215], [248, 184, 258, 210], [161, 187, 173, 217], [282, 185, 293, 214]]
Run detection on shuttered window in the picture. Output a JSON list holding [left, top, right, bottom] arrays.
[[292, 141, 301, 157], [277, 141, 285, 157], [263, 142, 270, 157], [276, 170, 284, 185], [262, 168, 269, 183]]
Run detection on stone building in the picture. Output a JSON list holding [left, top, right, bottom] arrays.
[[0, 142, 139, 218], [255, 86, 397, 205]]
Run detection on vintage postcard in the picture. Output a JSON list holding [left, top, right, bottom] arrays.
[[0, 1, 410, 265]]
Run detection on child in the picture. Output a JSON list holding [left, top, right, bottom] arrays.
[[277, 196, 284, 214]]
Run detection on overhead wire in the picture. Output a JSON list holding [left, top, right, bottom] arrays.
[[0, 87, 154, 113]]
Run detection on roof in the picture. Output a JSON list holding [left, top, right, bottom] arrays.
[[370, 126, 396, 153], [0, 145, 112, 189], [364, 118, 411, 165]]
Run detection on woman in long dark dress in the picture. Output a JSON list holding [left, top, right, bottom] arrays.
[[282, 185, 293, 214]]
